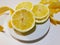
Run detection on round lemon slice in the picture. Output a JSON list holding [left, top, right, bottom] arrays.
[[32, 4, 49, 23], [0, 6, 14, 15], [32, 4, 49, 19], [15, 2, 33, 10], [11, 9, 35, 32]]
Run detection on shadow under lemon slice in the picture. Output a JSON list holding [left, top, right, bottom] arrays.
[[32, 4, 49, 23], [10, 9, 35, 33], [15, 2, 33, 10]]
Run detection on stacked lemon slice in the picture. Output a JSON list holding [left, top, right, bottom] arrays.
[[32, 4, 49, 23]]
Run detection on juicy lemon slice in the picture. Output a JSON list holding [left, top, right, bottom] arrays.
[[0, 6, 14, 15], [40, 0, 59, 4], [36, 15, 49, 23], [11, 9, 35, 32], [32, 4, 49, 19], [15, 2, 33, 10]]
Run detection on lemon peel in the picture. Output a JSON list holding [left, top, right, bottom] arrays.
[[0, 6, 14, 15], [49, 2, 60, 25]]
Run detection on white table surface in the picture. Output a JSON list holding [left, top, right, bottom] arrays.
[[0, 0, 60, 45]]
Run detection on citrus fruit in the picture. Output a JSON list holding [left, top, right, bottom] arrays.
[[15, 2, 33, 10], [11, 9, 35, 32], [40, 0, 59, 4], [32, 4, 49, 19], [32, 4, 49, 23], [8, 20, 13, 28], [36, 15, 49, 23], [49, 2, 60, 25], [0, 6, 14, 15]]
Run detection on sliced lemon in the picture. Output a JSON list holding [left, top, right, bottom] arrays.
[[48, 2, 60, 9], [36, 15, 49, 23], [32, 4, 49, 23], [0, 6, 14, 15], [15, 2, 33, 10], [8, 20, 13, 28], [49, 2, 60, 25], [32, 4, 49, 19], [40, 0, 59, 4], [11, 9, 35, 32]]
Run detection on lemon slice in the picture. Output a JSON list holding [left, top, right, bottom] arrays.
[[40, 0, 59, 4], [49, 2, 60, 25], [32, 4, 49, 23], [36, 15, 49, 23], [15, 2, 33, 10], [11, 9, 35, 32], [0, 6, 14, 15], [32, 4, 49, 19]]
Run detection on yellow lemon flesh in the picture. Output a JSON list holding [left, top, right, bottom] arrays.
[[11, 9, 35, 32], [15, 2, 32, 10], [32, 4, 49, 23]]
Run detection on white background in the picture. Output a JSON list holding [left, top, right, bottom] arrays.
[[0, 0, 60, 45]]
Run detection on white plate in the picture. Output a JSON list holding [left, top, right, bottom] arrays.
[[8, 20, 50, 43], [2, 14, 50, 42], [0, 13, 50, 43]]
